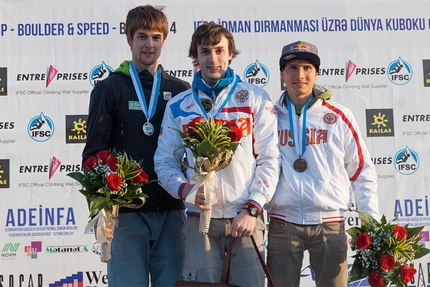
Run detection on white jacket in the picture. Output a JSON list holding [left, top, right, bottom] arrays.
[[154, 78, 280, 218], [267, 85, 379, 224]]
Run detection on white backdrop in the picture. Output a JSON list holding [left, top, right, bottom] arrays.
[[1, 0, 429, 286]]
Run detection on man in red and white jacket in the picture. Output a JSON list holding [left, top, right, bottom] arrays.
[[154, 23, 280, 287], [266, 40, 380, 287]]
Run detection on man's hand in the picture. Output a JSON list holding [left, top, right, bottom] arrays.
[[181, 184, 210, 211], [94, 219, 118, 241], [231, 210, 257, 238]]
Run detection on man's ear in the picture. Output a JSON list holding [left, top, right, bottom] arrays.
[[127, 36, 133, 47]]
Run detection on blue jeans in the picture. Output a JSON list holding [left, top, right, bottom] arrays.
[[107, 210, 186, 287]]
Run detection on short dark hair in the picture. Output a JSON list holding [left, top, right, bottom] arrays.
[[125, 5, 168, 41], [188, 22, 240, 67]]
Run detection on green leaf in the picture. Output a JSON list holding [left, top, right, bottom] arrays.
[[196, 139, 220, 162], [415, 244, 430, 259], [67, 172, 85, 183], [346, 226, 363, 237], [356, 210, 378, 229], [347, 257, 366, 282], [89, 196, 109, 217], [406, 225, 424, 238]]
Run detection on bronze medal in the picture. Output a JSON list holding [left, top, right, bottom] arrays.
[[293, 158, 307, 172]]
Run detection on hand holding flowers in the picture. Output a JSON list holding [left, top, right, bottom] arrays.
[[68, 149, 154, 262], [172, 116, 243, 234], [347, 210, 430, 287]]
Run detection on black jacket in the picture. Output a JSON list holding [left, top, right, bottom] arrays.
[[82, 61, 190, 213]]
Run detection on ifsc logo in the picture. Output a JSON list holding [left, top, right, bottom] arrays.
[[394, 146, 419, 175], [89, 61, 113, 87], [387, 57, 412, 85], [27, 112, 54, 142], [243, 60, 270, 88]]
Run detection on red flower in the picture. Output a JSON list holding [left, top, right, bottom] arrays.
[[228, 125, 242, 142], [105, 174, 122, 191], [83, 157, 98, 172], [106, 156, 118, 171], [214, 118, 224, 125], [393, 225, 408, 241], [356, 233, 371, 249], [187, 117, 204, 136], [379, 254, 395, 270], [96, 150, 110, 163], [367, 271, 384, 287], [399, 264, 416, 283], [132, 167, 149, 184]]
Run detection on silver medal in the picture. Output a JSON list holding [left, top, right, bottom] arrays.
[[143, 122, 154, 136]]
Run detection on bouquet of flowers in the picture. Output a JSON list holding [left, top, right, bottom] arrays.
[[68, 149, 153, 262], [172, 116, 242, 234], [347, 210, 430, 287]]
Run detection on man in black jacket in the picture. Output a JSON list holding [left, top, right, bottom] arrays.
[[82, 5, 190, 287]]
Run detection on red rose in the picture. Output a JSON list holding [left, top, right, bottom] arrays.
[[106, 156, 118, 171], [96, 150, 110, 163], [393, 225, 408, 241], [379, 254, 395, 270], [133, 167, 148, 184], [367, 271, 384, 287], [399, 264, 416, 283], [186, 117, 204, 136], [214, 119, 224, 125], [105, 174, 122, 191], [83, 157, 98, 172], [356, 233, 371, 249], [228, 125, 243, 142]]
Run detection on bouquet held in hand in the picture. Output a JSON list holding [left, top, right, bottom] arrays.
[[172, 116, 242, 234], [347, 210, 430, 287], [68, 149, 153, 262]]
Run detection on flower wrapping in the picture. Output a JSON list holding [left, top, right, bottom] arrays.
[[68, 149, 155, 262], [172, 116, 242, 234], [347, 210, 430, 287]]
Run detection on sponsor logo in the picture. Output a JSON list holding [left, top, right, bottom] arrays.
[[0, 159, 10, 188], [394, 146, 419, 175], [27, 112, 55, 142], [423, 59, 430, 87], [45, 245, 88, 254], [1, 242, 20, 259], [16, 65, 88, 88], [346, 60, 356, 82], [365, 109, 394, 137], [18, 157, 81, 178], [0, 121, 14, 129], [24, 241, 42, 259], [0, 274, 43, 286], [0, 67, 7, 95], [66, 115, 87, 143], [244, 60, 270, 88], [92, 242, 101, 255], [387, 57, 412, 85], [165, 69, 193, 79], [89, 61, 113, 87], [49, 272, 83, 287], [49, 271, 108, 286], [317, 60, 387, 89]]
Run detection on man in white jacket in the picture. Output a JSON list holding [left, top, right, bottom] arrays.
[[266, 40, 380, 287], [154, 23, 280, 287]]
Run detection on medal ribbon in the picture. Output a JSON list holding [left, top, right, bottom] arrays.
[[129, 62, 161, 123], [286, 94, 313, 159], [192, 75, 239, 119]]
